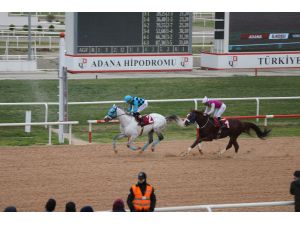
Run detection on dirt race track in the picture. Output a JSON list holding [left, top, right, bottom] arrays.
[[0, 137, 299, 212]]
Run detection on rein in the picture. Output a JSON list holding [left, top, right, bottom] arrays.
[[197, 116, 210, 129]]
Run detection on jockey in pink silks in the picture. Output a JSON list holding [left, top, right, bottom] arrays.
[[202, 96, 227, 130]]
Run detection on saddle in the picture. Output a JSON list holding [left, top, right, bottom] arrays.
[[140, 115, 154, 126], [212, 118, 230, 129]]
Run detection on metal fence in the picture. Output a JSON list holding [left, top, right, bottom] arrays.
[[0, 96, 300, 125]]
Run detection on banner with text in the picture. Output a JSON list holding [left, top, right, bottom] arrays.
[[201, 52, 300, 69], [66, 54, 193, 73]]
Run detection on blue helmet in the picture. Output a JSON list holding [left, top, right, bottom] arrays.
[[124, 95, 133, 103]]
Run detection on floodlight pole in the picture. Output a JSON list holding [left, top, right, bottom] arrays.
[[58, 32, 66, 143], [28, 12, 32, 60]]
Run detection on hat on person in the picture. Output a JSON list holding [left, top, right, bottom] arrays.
[[202, 96, 209, 103], [294, 171, 300, 178], [80, 205, 94, 212], [138, 172, 147, 180], [4, 206, 17, 212]]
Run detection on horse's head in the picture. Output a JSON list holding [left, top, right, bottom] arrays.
[[184, 110, 207, 126], [104, 104, 118, 122]]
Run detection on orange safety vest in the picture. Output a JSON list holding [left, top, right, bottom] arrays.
[[131, 184, 153, 211]]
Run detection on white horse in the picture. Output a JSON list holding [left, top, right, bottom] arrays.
[[104, 104, 168, 153]]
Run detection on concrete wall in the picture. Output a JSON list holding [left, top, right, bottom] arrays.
[[0, 60, 37, 71]]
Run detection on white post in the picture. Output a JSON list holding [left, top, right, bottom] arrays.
[[48, 125, 52, 145], [58, 32, 65, 144], [44, 103, 48, 128], [256, 98, 260, 123], [69, 124, 72, 145], [264, 118, 268, 127], [194, 99, 198, 110], [25, 110, 31, 133]]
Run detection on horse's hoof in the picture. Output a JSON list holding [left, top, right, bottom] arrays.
[[178, 152, 187, 157], [151, 147, 155, 152], [198, 149, 203, 155], [219, 149, 226, 156], [114, 150, 118, 154]]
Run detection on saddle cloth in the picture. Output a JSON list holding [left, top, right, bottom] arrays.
[[221, 118, 230, 128], [141, 115, 154, 126], [213, 118, 230, 128]]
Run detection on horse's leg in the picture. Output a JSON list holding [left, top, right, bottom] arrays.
[[219, 135, 237, 155], [141, 130, 154, 151], [197, 141, 204, 155], [179, 137, 201, 157], [151, 132, 164, 152], [232, 138, 239, 154], [112, 133, 126, 153], [127, 135, 141, 151]]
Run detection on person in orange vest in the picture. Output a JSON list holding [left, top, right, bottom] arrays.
[[127, 172, 156, 212]]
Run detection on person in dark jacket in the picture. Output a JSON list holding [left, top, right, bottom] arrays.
[[127, 172, 156, 212], [112, 198, 126, 212], [4, 206, 17, 212], [65, 201, 76, 212], [45, 198, 56, 212], [290, 170, 300, 212], [80, 205, 94, 212]]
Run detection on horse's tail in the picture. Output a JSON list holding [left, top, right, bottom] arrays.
[[242, 122, 271, 139], [165, 115, 185, 128]]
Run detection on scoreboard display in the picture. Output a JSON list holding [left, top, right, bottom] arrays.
[[229, 12, 300, 52], [75, 12, 192, 54]]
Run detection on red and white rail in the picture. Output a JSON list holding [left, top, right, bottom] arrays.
[[224, 114, 300, 126]]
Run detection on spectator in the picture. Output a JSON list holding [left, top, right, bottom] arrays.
[[4, 206, 17, 212], [80, 205, 94, 212], [127, 172, 156, 212], [45, 198, 56, 212], [65, 201, 76, 212], [112, 198, 126, 212], [290, 170, 300, 212]]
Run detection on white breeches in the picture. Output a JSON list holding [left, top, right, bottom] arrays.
[[137, 100, 148, 113], [213, 103, 226, 118]]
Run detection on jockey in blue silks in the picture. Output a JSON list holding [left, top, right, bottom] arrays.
[[124, 95, 148, 126]]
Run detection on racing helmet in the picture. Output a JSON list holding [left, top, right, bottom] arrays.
[[124, 95, 133, 103], [202, 96, 209, 104]]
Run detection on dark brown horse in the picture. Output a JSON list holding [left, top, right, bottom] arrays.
[[168, 110, 271, 156]]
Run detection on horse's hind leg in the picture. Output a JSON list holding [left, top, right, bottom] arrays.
[[141, 130, 154, 151], [233, 138, 239, 154], [219, 136, 234, 155], [113, 133, 126, 153], [151, 132, 164, 152]]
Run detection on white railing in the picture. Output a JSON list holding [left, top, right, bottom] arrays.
[[154, 200, 294, 212], [0, 96, 299, 125], [0, 121, 79, 145], [99, 200, 294, 212]]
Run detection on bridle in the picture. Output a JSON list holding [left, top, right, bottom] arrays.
[[197, 116, 210, 129], [186, 112, 210, 129]]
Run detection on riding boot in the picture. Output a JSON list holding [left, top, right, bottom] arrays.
[[133, 112, 144, 126], [217, 117, 223, 138], [218, 117, 226, 129]]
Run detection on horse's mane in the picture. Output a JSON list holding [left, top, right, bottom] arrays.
[[191, 109, 204, 115]]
